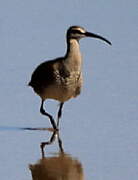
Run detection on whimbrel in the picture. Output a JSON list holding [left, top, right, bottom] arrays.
[[29, 26, 111, 130]]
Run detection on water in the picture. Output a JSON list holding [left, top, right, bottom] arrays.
[[0, 0, 138, 179]]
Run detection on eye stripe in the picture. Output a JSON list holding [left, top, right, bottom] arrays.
[[71, 30, 84, 34]]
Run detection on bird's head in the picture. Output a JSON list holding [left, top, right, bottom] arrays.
[[67, 26, 112, 45]]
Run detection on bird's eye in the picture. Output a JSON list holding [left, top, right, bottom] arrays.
[[71, 30, 84, 34]]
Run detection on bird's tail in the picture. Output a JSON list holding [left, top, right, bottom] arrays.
[[28, 81, 32, 86]]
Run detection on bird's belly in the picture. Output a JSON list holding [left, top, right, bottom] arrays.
[[41, 74, 82, 102], [41, 86, 71, 102], [41, 85, 78, 102]]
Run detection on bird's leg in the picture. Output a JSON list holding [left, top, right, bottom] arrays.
[[41, 131, 57, 158], [57, 133, 64, 153], [40, 100, 57, 130], [57, 102, 64, 127], [40, 130, 64, 157]]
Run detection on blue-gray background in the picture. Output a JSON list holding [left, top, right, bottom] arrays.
[[0, 0, 138, 179]]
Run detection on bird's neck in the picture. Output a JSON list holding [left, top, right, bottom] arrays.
[[64, 39, 82, 71]]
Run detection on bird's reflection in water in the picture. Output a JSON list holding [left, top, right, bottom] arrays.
[[29, 130, 84, 180], [29, 153, 84, 180]]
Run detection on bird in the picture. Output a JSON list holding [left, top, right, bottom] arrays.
[[28, 26, 111, 130]]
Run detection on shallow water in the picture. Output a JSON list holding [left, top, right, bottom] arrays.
[[0, 0, 138, 179]]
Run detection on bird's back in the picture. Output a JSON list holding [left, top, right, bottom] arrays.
[[29, 58, 82, 102], [29, 59, 58, 89]]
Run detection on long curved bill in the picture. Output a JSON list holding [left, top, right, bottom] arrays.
[[85, 32, 112, 45]]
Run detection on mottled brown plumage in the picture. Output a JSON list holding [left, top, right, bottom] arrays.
[[29, 55, 82, 102]]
